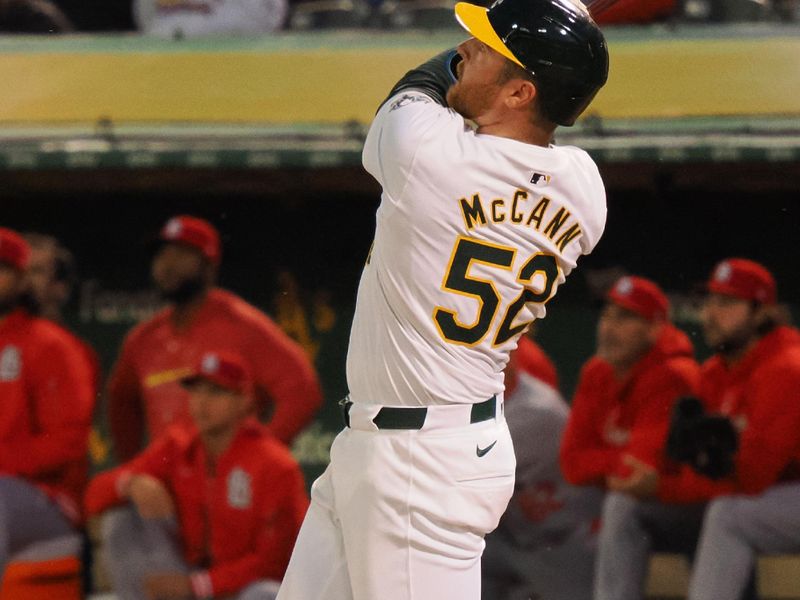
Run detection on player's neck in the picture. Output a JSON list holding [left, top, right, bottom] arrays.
[[171, 289, 209, 329], [476, 120, 554, 147], [201, 425, 238, 463]]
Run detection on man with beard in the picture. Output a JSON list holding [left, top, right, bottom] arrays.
[[107, 215, 322, 461], [559, 276, 707, 600], [276, 1, 609, 598], [669, 259, 800, 600], [0, 227, 94, 577]]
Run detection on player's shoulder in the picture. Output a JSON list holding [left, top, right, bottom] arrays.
[[25, 315, 84, 354], [579, 355, 613, 380], [124, 306, 172, 345], [208, 288, 276, 328]]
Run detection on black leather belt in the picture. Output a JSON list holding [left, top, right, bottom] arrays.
[[340, 395, 497, 430]]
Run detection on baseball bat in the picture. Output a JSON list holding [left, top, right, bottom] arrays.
[[583, 0, 622, 18]]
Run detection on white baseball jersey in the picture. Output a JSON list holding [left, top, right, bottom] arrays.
[[134, 0, 287, 37], [346, 90, 607, 407]]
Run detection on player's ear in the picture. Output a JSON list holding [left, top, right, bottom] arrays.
[[504, 79, 537, 111]]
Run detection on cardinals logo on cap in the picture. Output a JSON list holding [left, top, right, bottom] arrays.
[[615, 276, 634, 296], [164, 218, 183, 239], [201, 352, 220, 375], [714, 261, 733, 283]]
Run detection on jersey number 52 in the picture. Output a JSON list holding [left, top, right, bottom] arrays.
[[433, 236, 559, 347]]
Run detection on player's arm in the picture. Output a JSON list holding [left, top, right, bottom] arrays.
[[380, 48, 460, 108], [248, 319, 323, 445], [731, 364, 800, 494], [625, 363, 699, 470], [559, 361, 624, 486], [364, 50, 463, 200], [0, 335, 93, 477], [107, 336, 147, 462], [85, 430, 177, 517]]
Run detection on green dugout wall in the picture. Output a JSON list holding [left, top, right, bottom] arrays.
[[2, 25, 800, 483]]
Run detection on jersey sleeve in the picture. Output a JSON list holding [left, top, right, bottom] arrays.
[[362, 90, 463, 204], [732, 360, 800, 494], [204, 461, 309, 596], [625, 361, 699, 470], [107, 331, 147, 462], [0, 331, 94, 477], [245, 316, 322, 445], [84, 429, 179, 517]]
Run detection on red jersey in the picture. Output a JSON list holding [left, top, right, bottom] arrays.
[[85, 418, 308, 597], [515, 336, 559, 391], [108, 288, 322, 460], [658, 326, 800, 503], [0, 309, 95, 522], [560, 324, 700, 487]]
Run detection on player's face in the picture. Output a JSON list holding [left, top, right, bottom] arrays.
[[186, 379, 247, 438], [447, 38, 509, 121], [701, 294, 757, 352], [596, 303, 657, 370], [26, 245, 61, 309], [151, 243, 208, 301], [0, 264, 24, 316]]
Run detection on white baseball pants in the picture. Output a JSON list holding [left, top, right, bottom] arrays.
[[277, 403, 515, 600]]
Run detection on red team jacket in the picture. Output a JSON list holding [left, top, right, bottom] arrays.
[[560, 324, 700, 486], [658, 326, 800, 503], [108, 288, 322, 460], [85, 418, 308, 597], [0, 309, 95, 522]]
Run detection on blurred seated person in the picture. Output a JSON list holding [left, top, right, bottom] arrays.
[[86, 350, 308, 600], [107, 215, 322, 462], [24, 232, 101, 389], [559, 275, 705, 600], [481, 338, 603, 600], [134, 0, 287, 37], [0, 0, 73, 32], [0, 228, 94, 574]]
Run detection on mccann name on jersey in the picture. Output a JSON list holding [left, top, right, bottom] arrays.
[[459, 190, 582, 254]]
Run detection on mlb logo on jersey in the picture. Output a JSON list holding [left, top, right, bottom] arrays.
[[227, 467, 252, 509], [530, 172, 551, 186], [0, 345, 21, 381]]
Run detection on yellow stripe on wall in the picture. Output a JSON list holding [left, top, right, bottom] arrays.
[[2, 37, 798, 124]]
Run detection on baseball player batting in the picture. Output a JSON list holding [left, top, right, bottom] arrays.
[[277, 0, 609, 598]]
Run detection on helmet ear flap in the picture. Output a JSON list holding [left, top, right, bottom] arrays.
[[484, 0, 609, 126]]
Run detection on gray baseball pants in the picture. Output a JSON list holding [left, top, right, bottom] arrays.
[[0, 475, 75, 575], [688, 482, 800, 600], [593, 491, 708, 600], [102, 505, 280, 600]]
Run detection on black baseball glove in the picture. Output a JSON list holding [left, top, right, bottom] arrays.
[[666, 397, 738, 480]]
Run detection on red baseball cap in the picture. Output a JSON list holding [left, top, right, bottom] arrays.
[[0, 227, 31, 271], [181, 351, 252, 396], [607, 275, 669, 322], [160, 216, 221, 264], [707, 258, 776, 305]]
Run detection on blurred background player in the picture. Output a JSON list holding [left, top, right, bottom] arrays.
[[86, 350, 308, 600], [481, 339, 602, 600], [0, 227, 95, 575], [107, 214, 322, 462], [653, 258, 800, 600], [24, 232, 101, 389], [558, 275, 704, 600], [133, 0, 288, 37]]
